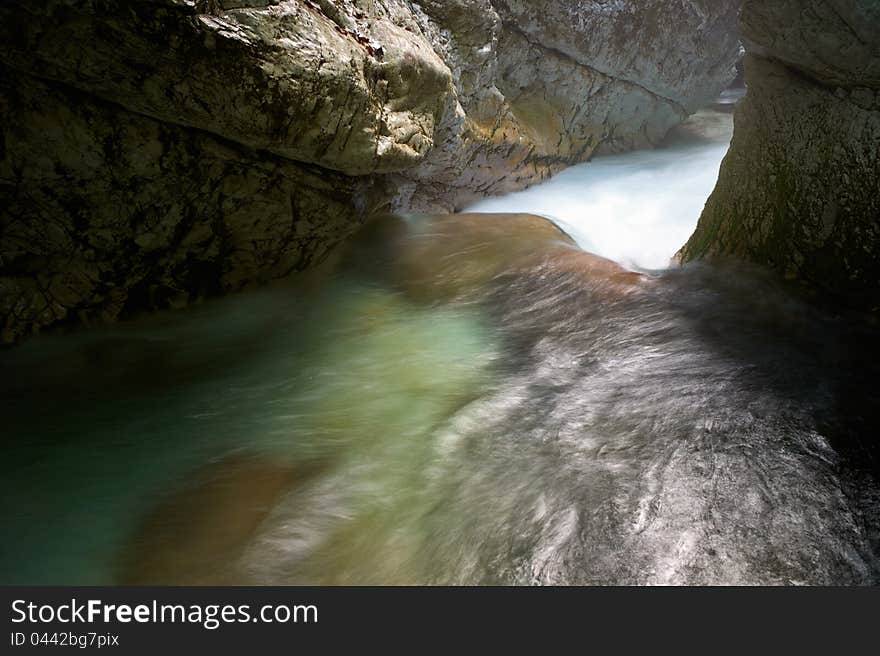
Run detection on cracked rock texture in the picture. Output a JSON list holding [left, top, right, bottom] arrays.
[[0, 0, 740, 342], [681, 0, 880, 310]]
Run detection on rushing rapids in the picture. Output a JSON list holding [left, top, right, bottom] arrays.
[[466, 109, 737, 270], [1, 112, 878, 586]]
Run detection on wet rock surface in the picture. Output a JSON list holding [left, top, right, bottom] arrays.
[[681, 0, 880, 310], [0, 69, 376, 343], [0, 0, 741, 341], [4, 212, 876, 585]]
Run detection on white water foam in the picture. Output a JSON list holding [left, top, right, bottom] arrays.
[[464, 110, 733, 271]]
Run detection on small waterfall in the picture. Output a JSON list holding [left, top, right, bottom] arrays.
[[465, 109, 734, 270]]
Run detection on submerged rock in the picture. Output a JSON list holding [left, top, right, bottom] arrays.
[[120, 454, 313, 585], [680, 0, 880, 310], [100, 214, 878, 586], [0, 0, 741, 341], [385, 213, 576, 301], [341, 212, 646, 303]]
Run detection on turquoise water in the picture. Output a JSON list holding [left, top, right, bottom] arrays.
[[0, 270, 498, 584], [2, 133, 878, 584]]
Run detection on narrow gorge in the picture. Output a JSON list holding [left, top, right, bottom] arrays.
[[1, 1, 878, 586], [0, 0, 741, 341]]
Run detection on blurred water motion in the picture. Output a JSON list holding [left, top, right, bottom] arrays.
[[1, 206, 878, 586], [466, 109, 735, 270]]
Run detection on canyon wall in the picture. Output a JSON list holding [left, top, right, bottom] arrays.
[[681, 0, 880, 310], [0, 0, 741, 341]]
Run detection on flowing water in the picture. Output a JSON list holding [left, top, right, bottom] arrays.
[[1, 110, 878, 585], [467, 108, 735, 270]]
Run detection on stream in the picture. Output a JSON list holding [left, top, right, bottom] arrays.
[[2, 107, 878, 585]]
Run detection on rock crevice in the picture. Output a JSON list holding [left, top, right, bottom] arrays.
[[681, 0, 880, 310], [0, 0, 741, 342]]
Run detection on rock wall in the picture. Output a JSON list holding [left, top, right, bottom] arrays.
[[681, 0, 880, 310], [0, 0, 741, 342]]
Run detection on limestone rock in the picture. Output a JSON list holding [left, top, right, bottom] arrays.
[[0, 0, 741, 341], [0, 0, 455, 176], [494, 0, 742, 111], [0, 69, 379, 342], [681, 0, 880, 310]]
